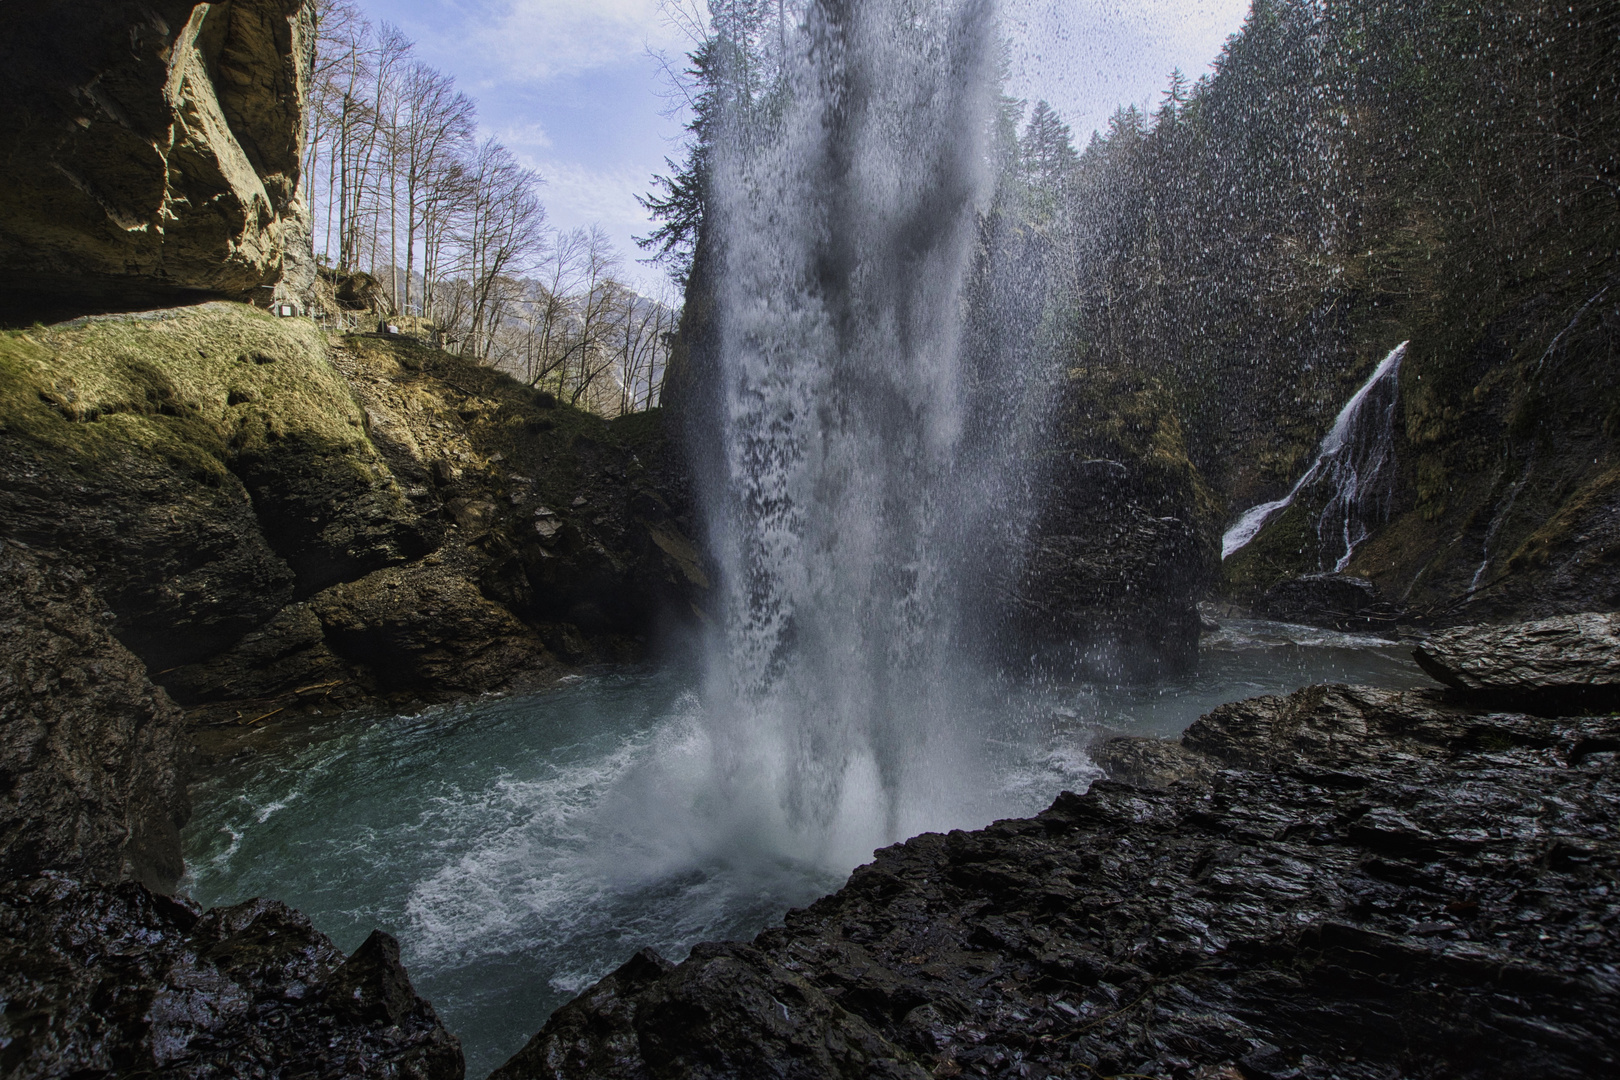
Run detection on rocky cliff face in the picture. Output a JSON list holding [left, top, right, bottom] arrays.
[[0, 543, 190, 892], [1007, 368, 1219, 679], [0, 1, 315, 321], [1223, 287, 1620, 627]]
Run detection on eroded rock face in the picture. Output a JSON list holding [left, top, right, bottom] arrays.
[[0, 1, 315, 319], [0, 875, 464, 1079], [0, 543, 188, 892], [1257, 572, 1397, 630], [310, 563, 555, 694], [1007, 366, 1219, 680], [1414, 611, 1620, 707], [497, 684, 1620, 1079]]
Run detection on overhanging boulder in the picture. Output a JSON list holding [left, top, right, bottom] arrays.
[[0, 1, 315, 320]]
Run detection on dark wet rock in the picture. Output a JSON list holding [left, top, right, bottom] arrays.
[[1007, 370, 1219, 680], [494, 945, 928, 1080], [1010, 507, 1206, 679], [1258, 572, 1399, 631], [330, 335, 709, 663], [0, 543, 188, 892], [0, 874, 463, 1079], [161, 602, 347, 706], [310, 562, 555, 695], [499, 683, 1620, 1079], [1413, 611, 1620, 708], [1089, 734, 1214, 790]]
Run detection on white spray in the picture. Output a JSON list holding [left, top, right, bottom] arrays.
[[687, 0, 1019, 870]]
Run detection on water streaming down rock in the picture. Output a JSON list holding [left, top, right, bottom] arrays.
[[1222, 341, 1407, 570], [684, 0, 1033, 867]]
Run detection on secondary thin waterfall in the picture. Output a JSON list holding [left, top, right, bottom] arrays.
[[691, 0, 1013, 865], [1222, 342, 1407, 569]]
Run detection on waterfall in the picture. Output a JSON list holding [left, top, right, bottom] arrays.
[[685, 0, 1027, 866], [1222, 342, 1407, 568], [1469, 456, 1532, 597]]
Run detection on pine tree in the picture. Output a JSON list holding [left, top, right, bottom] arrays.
[[1020, 100, 1078, 189], [1158, 68, 1190, 126]]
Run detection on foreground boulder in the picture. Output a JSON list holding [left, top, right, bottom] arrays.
[[497, 683, 1619, 1079], [1414, 611, 1620, 708], [0, 0, 315, 320], [0, 875, 463, 1078], [0, 542, 188, 891], [0, 536, 465, 1078]]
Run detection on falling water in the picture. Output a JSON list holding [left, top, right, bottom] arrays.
[[683, 0, 1026, 868], [1222, 341, 1407, 567]]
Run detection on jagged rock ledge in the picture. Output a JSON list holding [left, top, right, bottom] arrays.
[[495, 680, 1620, 1079], [0, 876, 462, 1077]]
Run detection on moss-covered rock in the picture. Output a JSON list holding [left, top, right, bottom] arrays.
[[328, 333, 708, 656], [0, 303, 433, 669], [0, 302, 704, 729]]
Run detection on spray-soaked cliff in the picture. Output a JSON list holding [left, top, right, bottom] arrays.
[[1054, 0, 1619, 623]]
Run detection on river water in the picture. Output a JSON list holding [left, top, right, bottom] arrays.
[[183, 621, 1432, 1076]]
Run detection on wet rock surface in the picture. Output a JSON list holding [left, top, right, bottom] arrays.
[[497, 683, 1620, 1079], [1414, 611, 1620, 708], [1257, 573, 1400, 632], [0, 874, 463, 1079], [1007, 370, 1218, 681], [309, 563, 554, 695], [0, 542, 189, 892]]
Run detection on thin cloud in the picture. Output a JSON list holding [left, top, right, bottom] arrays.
[[467, 0, 687, 83], [525, 159, 667, 292], [494, 121, 555, 154]]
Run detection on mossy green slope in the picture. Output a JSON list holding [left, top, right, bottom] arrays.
[[0, 302, 431, 668]]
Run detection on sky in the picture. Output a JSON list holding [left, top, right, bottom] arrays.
[[357, 0, 1254, 294]]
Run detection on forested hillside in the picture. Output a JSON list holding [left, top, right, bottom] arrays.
[[300, 0, 674, 414], [1050, 0, 1619, 617]]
